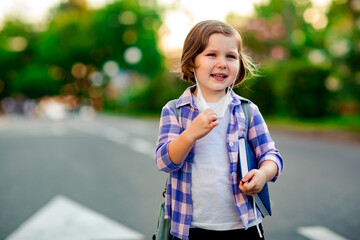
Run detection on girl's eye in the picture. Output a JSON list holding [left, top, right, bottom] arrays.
[[227, 55, 237, 59], [207, 53, 216, 57]]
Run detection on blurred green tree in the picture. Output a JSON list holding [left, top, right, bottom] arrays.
[[1, 0, 358, 118], [37, 0, 166, 111], [11, 63, 61, 98], [325, 0, 360, 115], [0, 0, 167, 113], [229, 0, 359, 118], [0, 19, 35, 99]]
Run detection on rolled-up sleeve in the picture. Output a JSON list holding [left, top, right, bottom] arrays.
[[248, 103, 283, 181], [155, 102, 184, 173]]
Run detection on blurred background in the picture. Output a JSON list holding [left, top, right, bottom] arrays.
[[0, 0, 359, 239], [0, 0, 359, 123]]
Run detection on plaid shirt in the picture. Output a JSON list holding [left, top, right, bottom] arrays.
[[155, 86, 283, 240]]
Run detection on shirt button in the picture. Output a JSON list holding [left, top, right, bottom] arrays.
[[231, 172, 236, 178], [229, 142, 234, 147]]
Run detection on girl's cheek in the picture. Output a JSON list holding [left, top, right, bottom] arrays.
[[231, 62, 240, 70]]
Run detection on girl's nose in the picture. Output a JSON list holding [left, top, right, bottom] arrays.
[[217, 56, 227, 69]]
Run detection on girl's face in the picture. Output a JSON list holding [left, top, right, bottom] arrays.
[[194, 33, 240, 102]]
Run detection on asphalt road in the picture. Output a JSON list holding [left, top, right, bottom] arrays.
[[0, 114, 359, 240]]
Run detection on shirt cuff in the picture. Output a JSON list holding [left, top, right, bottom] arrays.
[[258, 154, 282, 182], [157, 142, 185, 172]]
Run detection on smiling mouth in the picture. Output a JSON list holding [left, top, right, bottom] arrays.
[[211, 74, 227, 79]]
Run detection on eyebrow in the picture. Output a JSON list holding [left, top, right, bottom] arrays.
[[204, 48, 239, 55]]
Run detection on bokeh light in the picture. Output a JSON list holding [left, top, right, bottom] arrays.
[[123, 30, 138, 45], [71, 63, 87, 79], [7, 36, 28, 52], [325, 76, 342, 92], [89, 71, 105, 86], [291, 29, 306, 46], [119, 11, 137, 25], [303, 7, 328, 30], [328, 39, 351, 57], [124, 47, 142, 64], [308, 49, 327, 65], [103, 61, 119, 77]]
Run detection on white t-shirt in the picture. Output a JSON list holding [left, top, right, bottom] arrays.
[[191, 104, 243, 230]]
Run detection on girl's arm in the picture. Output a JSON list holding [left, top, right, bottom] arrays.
[[239, 102, 283, 196], [156, 103, 218, 172], [169, 108, 219, 165], [239, 160, 278, 196]]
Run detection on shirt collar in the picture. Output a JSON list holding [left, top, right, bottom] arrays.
[[176, 85, 250, 109], [176, 85, 197, 109]]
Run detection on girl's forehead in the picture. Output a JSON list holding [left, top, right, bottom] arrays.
[[205, 33, 239, 51]]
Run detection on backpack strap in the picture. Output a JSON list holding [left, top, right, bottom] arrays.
[[241, 101, 250, 133], [170, 99, 179, 120]]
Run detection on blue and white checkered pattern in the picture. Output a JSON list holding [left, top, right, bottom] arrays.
[[155, 86, 283, 240]]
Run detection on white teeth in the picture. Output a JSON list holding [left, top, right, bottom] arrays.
[[212, 74, 226, 78]]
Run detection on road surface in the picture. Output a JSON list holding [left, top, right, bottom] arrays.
[[0, 114, 359, 240]]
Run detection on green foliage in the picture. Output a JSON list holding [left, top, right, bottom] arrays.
[[11, 64, 61, 98], [36, 11, 95, 67], [89, 0, 164, 76], [228, 0, 359, 119], [0, 0, 165, 112], [235, 70, 277, 116], [0, 0, 359, 119], [284, 66, 331, 118], [0, 19, 36, 98]]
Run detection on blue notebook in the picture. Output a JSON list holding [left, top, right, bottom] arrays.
[[239, 138, 271, 217], [239, 102, 272, 217]]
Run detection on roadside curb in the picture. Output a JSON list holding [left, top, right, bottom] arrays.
[[270, 126, 360, 145]]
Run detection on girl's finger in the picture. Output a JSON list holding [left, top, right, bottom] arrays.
[[211, 120, 219, 127]]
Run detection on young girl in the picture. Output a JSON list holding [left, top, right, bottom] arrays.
[[155, 20, 283, 240]]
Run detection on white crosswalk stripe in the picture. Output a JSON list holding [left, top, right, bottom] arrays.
[[68, 119, 155, 158], [297, 226, 349, 240], [6, 195, 144, 240]]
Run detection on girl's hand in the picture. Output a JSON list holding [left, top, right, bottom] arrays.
[[168, 108, 219, 165], [239, 160, 278, 196], [185, 108, 219, 141], [239, 169, 267, 196]]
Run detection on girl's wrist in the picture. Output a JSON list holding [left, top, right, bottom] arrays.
[[257, 169, 269, 184], [183, 128, 196, 144], [259, 160, 278, 182]]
